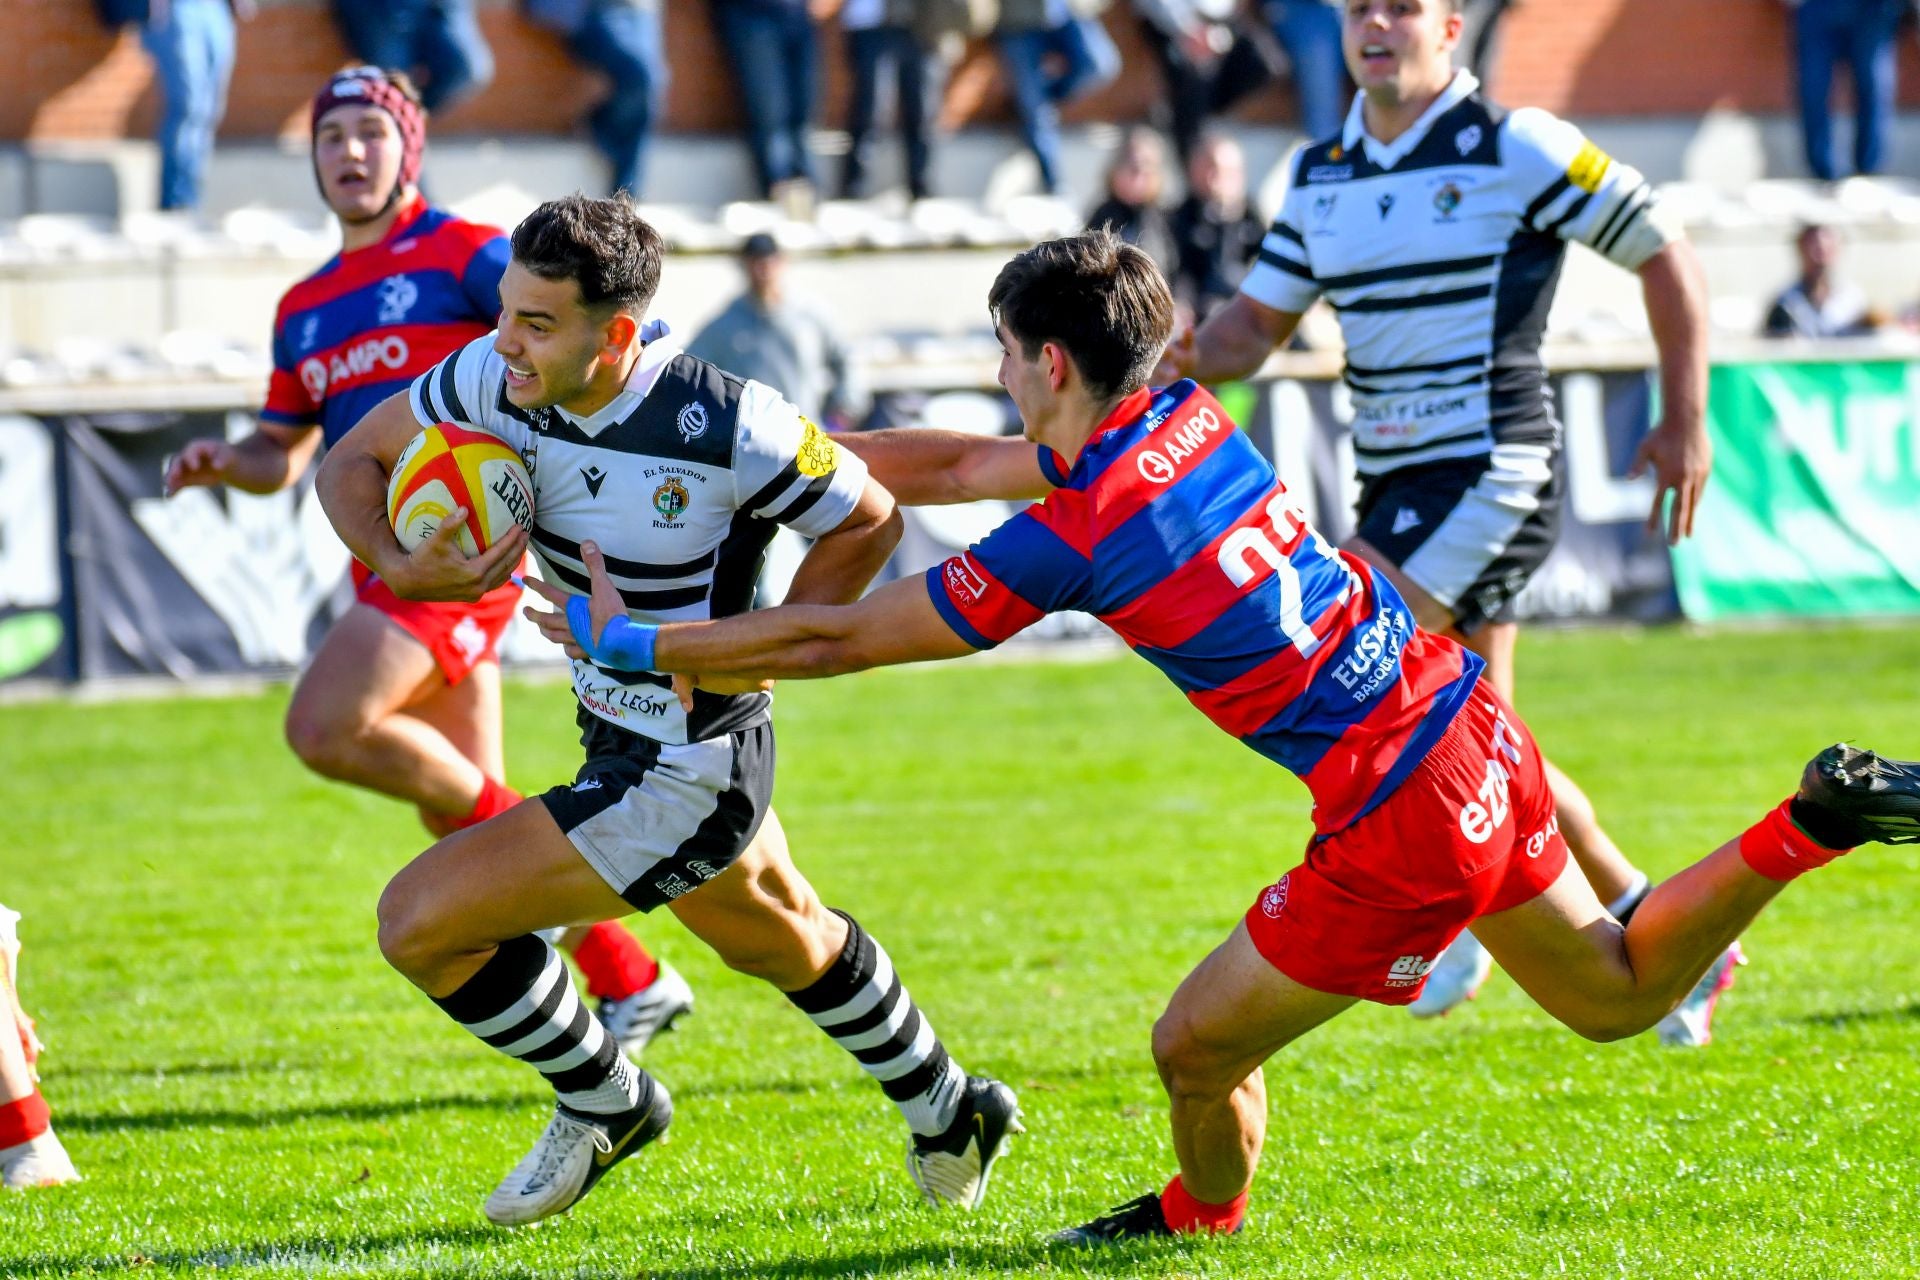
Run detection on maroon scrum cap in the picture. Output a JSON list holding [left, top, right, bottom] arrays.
[[309, 66, 426, 194]]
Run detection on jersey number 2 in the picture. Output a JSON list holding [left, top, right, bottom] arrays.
[[1216, 493, 1356, 658]]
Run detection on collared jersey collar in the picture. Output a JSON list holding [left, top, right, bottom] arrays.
[[1341, 69, 1479, 170], [552, 317, 682, 434], [1067, 385, 1156, 470]]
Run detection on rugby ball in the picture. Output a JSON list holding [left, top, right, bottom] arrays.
[[386, 423, 534, 555]]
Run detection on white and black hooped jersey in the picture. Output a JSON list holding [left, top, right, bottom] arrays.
[[410, 319, 869, 745], [1241, 71, 1681, 477]]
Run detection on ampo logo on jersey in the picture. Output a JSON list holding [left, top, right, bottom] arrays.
[[1134, 404, 1226, 483], [299, 335, 411, 400]]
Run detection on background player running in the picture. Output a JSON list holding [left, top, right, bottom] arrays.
[[1158, 0, 1736, 1039], [318, 195, 1019, 1228], [527, 230, 1920, 1245], [162, 68, 687, 1055]]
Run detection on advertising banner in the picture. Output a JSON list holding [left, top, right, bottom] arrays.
[[0, 413, 74, 684], [1671, 361, 1920, 622]]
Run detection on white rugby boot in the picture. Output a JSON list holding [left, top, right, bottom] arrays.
[[596, 961, 694, 1058], [483, 1084, 672, 1226], [2, 1130, 80, 1190], [907, 1077, 1023, 1210], [1656, 942, 1746, 1048], [1407, 931, 1494, 1019]]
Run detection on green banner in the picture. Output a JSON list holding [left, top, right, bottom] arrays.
[[1672, 360, 1920, 621]]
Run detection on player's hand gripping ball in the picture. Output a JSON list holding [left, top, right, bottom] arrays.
[[387, 423, 534, 555]]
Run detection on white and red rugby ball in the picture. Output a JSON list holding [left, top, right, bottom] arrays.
[[386, 422, 534, 555]]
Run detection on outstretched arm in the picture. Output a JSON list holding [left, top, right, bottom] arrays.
[[838, 429, 1054, 505], [525, 550, 973, 681]]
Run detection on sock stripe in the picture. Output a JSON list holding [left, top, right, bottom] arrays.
[[831, 982, 914, 1052], [850, 1003, 926, 1069], [525, 1003, 607, 1076], [432, 933, 549, 1025], [814, 969, 905, 1039], [787, 909, 880, 1015], [464, 953, 569, 1041], [880, 1043, 953, 1104], [477, 962, 574, 1052], [514, 986, 592, 1066]]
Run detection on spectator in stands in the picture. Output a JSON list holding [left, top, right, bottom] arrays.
[[1787, 0, 1905, 181], [840, 0, 943, 200], [330, 0, 493, 113], [0, 906, 79, 1190], [524, 0, 667, 197], [1086, 127, 1180, 280], [710, 0, 822, 203], [1763, 222, 1884, 338], [1455, 0, 1519, 88], [688, 234, 870, 427], [1168, 130, 1266, 318], [995, 0, 1123, 195], [96, 0, 249, 212], [1262, 0, 1347, 141], [1129, 0, 1281, 166]]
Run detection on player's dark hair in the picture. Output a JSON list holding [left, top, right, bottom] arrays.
[[510, 194, 664, 314], [988, 229, 1176, 401]]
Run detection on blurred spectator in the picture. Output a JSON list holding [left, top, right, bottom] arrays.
[[1763, 223, 1882, 338], [995, 0, 1123, 195], [1130, 0, 1281, 165], [95, 0, 249, 212], [688, 234, 870, 427], [0, 906, 78, 1190], [1168, 130, 1265, 318], [710, 0, 822, 201], [525, 0, 667, 196], [330, 0, 493, 113], [1086, 127, 1180, 280], [840, 0, 944, 200], [1788, 0, 1905, 180], [1455, 0, 1518, 88], [1262, 0, 1347, 141]]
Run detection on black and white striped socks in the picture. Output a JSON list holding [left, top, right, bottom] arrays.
[[787, 910, 968, 1137], [432, 933, 649, 1116]]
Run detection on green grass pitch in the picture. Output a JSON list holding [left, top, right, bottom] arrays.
[[3, 624, 1918, 1278]]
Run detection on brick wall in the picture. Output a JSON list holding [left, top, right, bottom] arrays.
[[8, 0, 1920, 144]]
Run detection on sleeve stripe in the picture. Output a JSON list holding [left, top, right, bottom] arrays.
[[1318, 254, 1498, 291], [742, 457, 804, 514], [1539, 190, 1593, 238], [765, 472, 837, 524], [1594, 185, 1652, 256], [1256, 248, 1316, 280], [1522, 174, 1573, 230], [439, 354, 470, 425], [412, 374, 438, 426], [1271, 221, 1305, 246]]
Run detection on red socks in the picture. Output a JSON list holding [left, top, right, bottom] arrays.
[[0, 1093, 50, 1150], [1740, 799, 1851, 882], [451, 776, 520, 831], [569, 921, 659, 1000], [1160, 1174, 1248, 1235]]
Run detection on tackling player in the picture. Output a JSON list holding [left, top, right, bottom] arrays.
[[528, 230, 1920, 1243], [0, 906, 79, 1189], [163, 68, 689, 1056], [1158, 0, 1735, 1039], [317, 195, 1020, 1227]]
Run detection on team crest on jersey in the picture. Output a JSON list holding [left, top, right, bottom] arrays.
[[1312, 193, 1338, 222], [1454, 124, 1483, 156], [795, 418, 838, 478], [1432, 182, 1463, 220], [676, 401, 709, 442], [652, 477, 689, 522], [377, 274, 419, 324]]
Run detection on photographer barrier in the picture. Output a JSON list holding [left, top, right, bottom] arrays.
[[5, 354, 1908, 689]]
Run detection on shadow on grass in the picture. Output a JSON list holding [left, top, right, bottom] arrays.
[[3, 1221, 505, 1277], [1793, 1001, 1920, 1029], [630, 1237, 1206, 1280], [56, 1089, 539, 1135]]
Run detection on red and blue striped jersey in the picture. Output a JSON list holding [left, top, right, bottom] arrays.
[[262, 195, 509, 447], [927, 380, 1486, 833]]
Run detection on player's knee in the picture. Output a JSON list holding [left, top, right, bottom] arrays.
[[375, 875, 447, 980], [1558, 1003, 1656, 1044], [283, 705, 359, 778], [1151, 1009, 1233, 1099]]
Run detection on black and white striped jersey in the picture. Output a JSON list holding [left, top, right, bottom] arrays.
[[409, 319, 869, 745], [1241, 71, 1680, 477]]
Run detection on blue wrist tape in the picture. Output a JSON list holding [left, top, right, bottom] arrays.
[[567, 596, 658, 671]]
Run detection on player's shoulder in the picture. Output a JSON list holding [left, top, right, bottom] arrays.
[[412, 206, 508, 263], [274, 253, 348, 320], [1497, 103, 1590, 168]]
